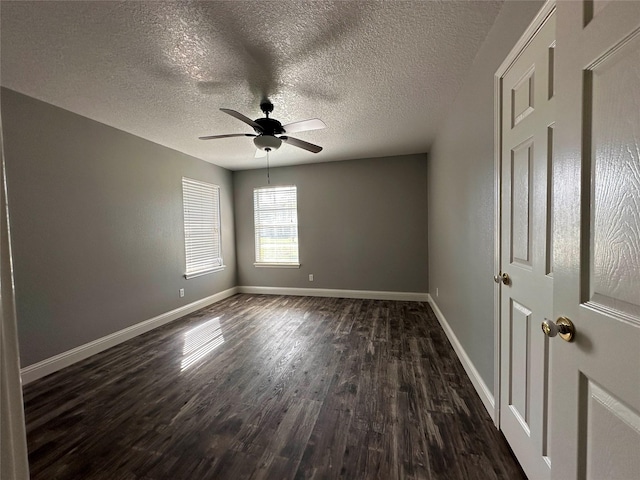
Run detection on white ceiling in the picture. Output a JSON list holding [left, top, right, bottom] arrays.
[[1, 1, 503, 170]]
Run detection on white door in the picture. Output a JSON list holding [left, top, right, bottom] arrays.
[[551, 1, 640, 479], [499, 7, 555, 479]]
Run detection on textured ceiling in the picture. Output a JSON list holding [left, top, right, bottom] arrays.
[[1, 1, 503, 170]]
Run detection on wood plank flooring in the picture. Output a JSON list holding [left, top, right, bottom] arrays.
[[23, 294, 525, 479]]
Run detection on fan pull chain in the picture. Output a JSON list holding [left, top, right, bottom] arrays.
[[266, 150, 270, 185]]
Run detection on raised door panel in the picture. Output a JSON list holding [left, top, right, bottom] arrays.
[[511, 140, 533, 268], [582, 380, 640, 480], [512, 67, 535, 127], [508, 299, 533, 429], [589, 33, 640, 316]]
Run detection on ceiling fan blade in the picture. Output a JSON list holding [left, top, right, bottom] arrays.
[[255, 149, 267, 158], [281, 118, 326, 134], [220, 108, 263, 131], [198, 133, 256, 140], [280, 136, 323, 153]]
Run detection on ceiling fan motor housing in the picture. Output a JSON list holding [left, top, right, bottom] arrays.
[[254, 117, 284, 136]]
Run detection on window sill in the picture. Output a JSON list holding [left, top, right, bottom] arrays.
[[184, 265, 226, 279], [253, 263, 300, 268]]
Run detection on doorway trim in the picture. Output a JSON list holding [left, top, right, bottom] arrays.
[[492, 0, 556, 428], [0, 98, 30, 479]]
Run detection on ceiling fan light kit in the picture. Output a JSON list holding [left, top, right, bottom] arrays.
[[199, 100, 325, 156], [254, 135, 282, 152]]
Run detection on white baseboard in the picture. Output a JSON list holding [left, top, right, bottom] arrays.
[[238, 286, 429, 302], [20, 287, 239, 385], [427, 294, 496, 421]]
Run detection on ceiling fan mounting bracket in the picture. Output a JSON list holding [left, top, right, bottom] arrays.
[[260, 101, 274, 117]]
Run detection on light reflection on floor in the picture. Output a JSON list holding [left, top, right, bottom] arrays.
[[181, 316, 225, 371]]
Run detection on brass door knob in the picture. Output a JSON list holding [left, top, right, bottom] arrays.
[[501, 272, 511, 285], [542, 317, 575, 342]]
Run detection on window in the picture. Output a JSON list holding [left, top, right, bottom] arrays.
[[253, 185, 299, 266], [182, 177, 223, 278]]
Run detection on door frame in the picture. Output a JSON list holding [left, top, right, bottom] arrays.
[[492, 0, 556, 428], [0, 96, 30, 478]]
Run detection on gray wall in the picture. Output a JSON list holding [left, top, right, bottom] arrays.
[[234, 155, 428, 293], [427, 0, 544, 388], [2, 88, 236, 367]]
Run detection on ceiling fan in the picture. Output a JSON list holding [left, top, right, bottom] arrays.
[[199, 100, 325, 156]]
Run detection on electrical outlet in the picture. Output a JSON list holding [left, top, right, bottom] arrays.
[[179, 288, 185, 298], [309, 274, 314, 282]]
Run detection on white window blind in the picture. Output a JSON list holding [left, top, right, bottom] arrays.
[[182, 178, 223, 278], [254, 185, 299, 265]]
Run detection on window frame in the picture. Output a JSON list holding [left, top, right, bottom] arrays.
[[253, 185, 300, 268], [182, 177, 225, 279]]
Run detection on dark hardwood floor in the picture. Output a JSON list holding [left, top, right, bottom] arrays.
[[23, 294, 525, 479]]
